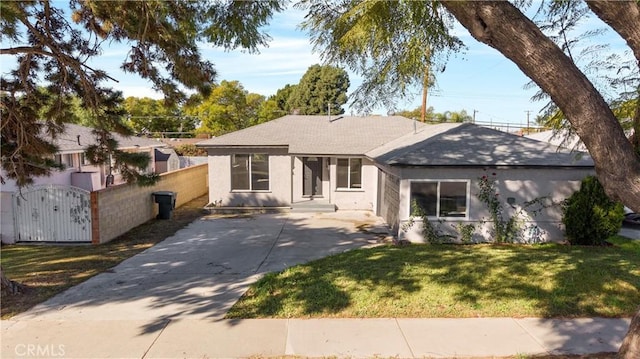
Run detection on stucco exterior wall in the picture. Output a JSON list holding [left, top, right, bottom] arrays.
[[207, 152, 291, 207], [329, 157, 379, 211], [378, 169, 401, 233], [397, 167, 594, 243]]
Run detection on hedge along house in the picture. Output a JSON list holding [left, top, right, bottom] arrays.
[[197, 115, 425, 211], [198, 115, 594, 243], [368, 123, 594, 243]]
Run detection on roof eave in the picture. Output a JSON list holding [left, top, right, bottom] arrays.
[[385, 163, 595, 169]]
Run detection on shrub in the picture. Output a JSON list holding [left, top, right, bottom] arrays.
[[562, 176, 624, 245], [174, 144, 207, 156]]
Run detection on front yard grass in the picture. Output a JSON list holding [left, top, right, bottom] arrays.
[[0, 195, 209, 319], [227, 237, 640, 319]]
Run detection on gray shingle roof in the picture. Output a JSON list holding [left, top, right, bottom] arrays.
[[197, 115, 425, 155], [52, 123, 165, 153], [368, 123, 594, 167]]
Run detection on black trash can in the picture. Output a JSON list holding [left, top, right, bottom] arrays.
[[152, 191, 177, 219]]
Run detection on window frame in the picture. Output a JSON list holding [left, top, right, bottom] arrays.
[[408, 179, 470, 219], [80, 153, 92, 166], [230, 153, 270, 192], [336, 157, 363, 191], [54, 153, 74, 168]]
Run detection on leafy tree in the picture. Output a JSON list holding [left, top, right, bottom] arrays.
[[257, 83, 299, 122], [188, 80, 264, 136], [0, 0, 283, 187], [174, 144, 207, 157], [0, 0, 283, 294], [288, 64, 350, 115], [298, 0, 640, 212], [397, 106, 435, 121], [397, 107, 470, 123], [274, 84, 297, 114], [298, 1, 640, 354], [298, 1, 461, 114], [124, 97, 197, 135], [246, 92, 266, 126], [433, 110, 472, 123], [258, 97, 283, 122]]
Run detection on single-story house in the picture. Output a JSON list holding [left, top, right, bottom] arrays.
[[197, 115, 594, 243], [1, 123, 166, 193]]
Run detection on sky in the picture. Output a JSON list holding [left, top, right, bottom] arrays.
[[3, 3, 633, 130], [104, 7, 544, 127]]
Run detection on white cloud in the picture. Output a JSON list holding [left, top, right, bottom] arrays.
[[119, 86, 164, 100]]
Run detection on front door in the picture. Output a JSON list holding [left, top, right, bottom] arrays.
[[303, 157, 323, 197]]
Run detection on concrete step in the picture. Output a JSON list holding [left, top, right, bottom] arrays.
[[291, 201, 336, 213]]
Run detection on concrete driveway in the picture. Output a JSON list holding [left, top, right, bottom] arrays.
[[14, 212, 388, 328], [619, 224, 640, 239]]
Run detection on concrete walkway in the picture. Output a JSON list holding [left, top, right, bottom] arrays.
[[1, 317, 630, 358], [1, 212, 632, 358]]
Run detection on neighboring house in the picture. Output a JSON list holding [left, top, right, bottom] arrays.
[[525, 129, 587, 151], [154, 148, 180, 173], [197, 115, 594, 243], [155, 137, 209, 169], [0, 123, 166, 244], [1, 123, 165, 193]]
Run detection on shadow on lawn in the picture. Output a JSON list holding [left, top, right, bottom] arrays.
[[228, 240, 639, 320], [6, 204, 637, 345], [430, 244, 638, 316]]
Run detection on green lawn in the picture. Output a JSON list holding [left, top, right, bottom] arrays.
[[0, 195, 209, 319], [227, 238, 640, 319]]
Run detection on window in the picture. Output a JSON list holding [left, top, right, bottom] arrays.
[[54, 154, 74, 167], [410, 180, 469, 218], [231, 154, 269, 191], [337, 158, 362, 189], [80, 153, 91, 166]]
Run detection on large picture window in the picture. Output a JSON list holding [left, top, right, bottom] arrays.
[[410, 180, 469, 218], [337, 158, 362, 189], [231, 154, 269, 191]]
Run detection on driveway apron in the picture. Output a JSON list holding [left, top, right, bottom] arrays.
[[12, 212, 385, 324]]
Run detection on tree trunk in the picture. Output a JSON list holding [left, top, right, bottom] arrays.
[[440, 0, 640, 213], [0, 266, 24, 295], [619, 308, 640, 359], [585, 1, 640, 62], [439, 3, 640, 356]]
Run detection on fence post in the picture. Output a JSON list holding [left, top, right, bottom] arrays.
[[90, 191, 100, 245]]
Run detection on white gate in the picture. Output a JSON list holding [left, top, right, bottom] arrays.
[[13, 185, 92, 243]]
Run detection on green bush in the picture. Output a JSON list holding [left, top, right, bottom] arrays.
[[174, 144, 207, 156], [562, 176, 624, 245]]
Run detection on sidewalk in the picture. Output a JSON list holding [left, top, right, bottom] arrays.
[[1, 317, 630, 358]]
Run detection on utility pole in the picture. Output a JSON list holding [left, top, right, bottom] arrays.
[[421, 47, 431, 122], [525, 110, 531, 135]]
